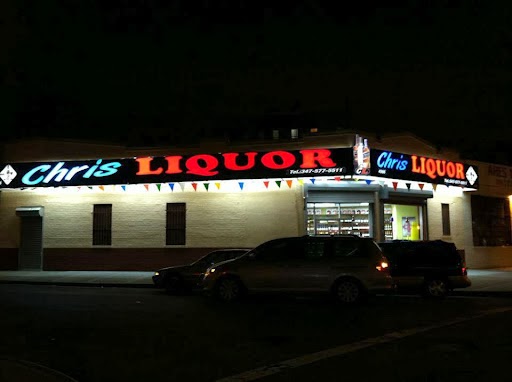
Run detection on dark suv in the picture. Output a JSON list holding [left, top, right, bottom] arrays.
[[378, 240, 471, 298], [201, 235, 393, 304]]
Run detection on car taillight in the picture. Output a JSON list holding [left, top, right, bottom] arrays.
[[461, 267, 467, 276], [376, 261, 389, 272]]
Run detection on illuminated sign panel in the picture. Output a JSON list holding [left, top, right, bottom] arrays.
[[371, 149, 479, 188], [0, 148, 353, 188]]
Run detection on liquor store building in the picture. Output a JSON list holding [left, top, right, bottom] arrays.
[[0, 132, 507, 271]]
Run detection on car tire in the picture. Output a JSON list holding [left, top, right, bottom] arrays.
[[164, 274, 185, 295], [215, 277, 244, 303], [422, 278, 448, 299], [333, 278, 366, 305]]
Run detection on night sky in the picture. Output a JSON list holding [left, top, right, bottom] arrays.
[[1, 1, 511, 164]]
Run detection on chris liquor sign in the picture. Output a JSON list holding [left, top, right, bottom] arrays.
[[0, 148, 354, 188], [371, 149, 479, 189]]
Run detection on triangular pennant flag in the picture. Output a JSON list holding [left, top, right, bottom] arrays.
[[365, 179, 372, 185], [286, 180, 293, 188], [238, 181, 244, 190], [215, 182, 221, 190], [144, 184, 149, 191], [179, 183, 185, 192], [432, 183, 438, 191], [392, 181, 398, 191], [275, 180, 281, 188], [354, 178, 360, 182], [335, 176, 341, 182], [298, 179, 304, 185], [263, 181, 269, 188], [121, 185, 126, 192], [204, 183, 209, 191], [405, 182, 411, 190], [310, 178, 316, 184], [169, 183, 175, 191], [418, 183, 424, 190], [99, 185, 105, 191], [156, 184, 161, 191], [77, 187, 82, 191], [192, 182, 198, 191], [378, 181, 385, 186]]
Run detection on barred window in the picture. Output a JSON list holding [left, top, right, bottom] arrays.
[[471, 195, 512, 246], [93, 204, 112, 245], [166, 203, 186, 245], [442, 204, 451, 236]]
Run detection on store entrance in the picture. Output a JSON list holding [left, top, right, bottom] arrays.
[[383, 203, 424, 241]]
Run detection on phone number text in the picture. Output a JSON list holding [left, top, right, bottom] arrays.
[[288, 167, 347, 175]]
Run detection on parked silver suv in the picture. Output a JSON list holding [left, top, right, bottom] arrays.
[[201, 235, 393, 304]]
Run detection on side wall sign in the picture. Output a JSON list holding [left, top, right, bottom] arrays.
[[371, 149, 479, 188], [0, 148, 354, 188]]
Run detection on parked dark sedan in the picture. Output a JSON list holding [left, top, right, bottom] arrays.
[[152, 248, 250, 294]]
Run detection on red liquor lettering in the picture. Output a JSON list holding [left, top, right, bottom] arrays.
[[411, 155, 465, 180], [135, 149, 337, 178]]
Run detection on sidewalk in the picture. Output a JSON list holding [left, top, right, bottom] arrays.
[[0, 270, 154, 288], [0, 268, 511, 297]]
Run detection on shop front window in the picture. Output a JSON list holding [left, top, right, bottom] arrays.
[[307, 202, 371, 237], [471, 195, 512, 246], [383, 203, 423, 241]]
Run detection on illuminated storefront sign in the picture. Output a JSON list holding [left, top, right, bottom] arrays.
[[372, 149, 479, 188], [0, 148, 353, 188]]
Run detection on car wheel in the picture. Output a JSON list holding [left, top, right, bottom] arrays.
[[334, 278, 366, 304], [164, 274, 184, 295], [215, 277, 244, 302], [422, 278, 448, 299]]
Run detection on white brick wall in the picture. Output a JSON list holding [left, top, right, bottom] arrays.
[[427, 191, 472, 252], [0, 186, 303, 249]]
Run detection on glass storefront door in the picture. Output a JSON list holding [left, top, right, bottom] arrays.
[[383, 203, 424, 241]]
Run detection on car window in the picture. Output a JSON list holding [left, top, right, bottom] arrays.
[[196, 250, 242, 266], [254, 238, 304, 261], [305, 238, 325, 258], [333, 240, 360, 257]]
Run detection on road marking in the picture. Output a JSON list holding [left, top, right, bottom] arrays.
[[216, 306, 512, 382]]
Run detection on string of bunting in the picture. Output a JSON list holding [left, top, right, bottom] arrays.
[[16, 178, 442, 192]]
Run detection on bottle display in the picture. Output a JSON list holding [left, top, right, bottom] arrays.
[[384, 205, 394, 240], [307, 202, 371, 237]]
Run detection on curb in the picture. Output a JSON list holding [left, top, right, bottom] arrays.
[[0, 280, 155, 288]]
